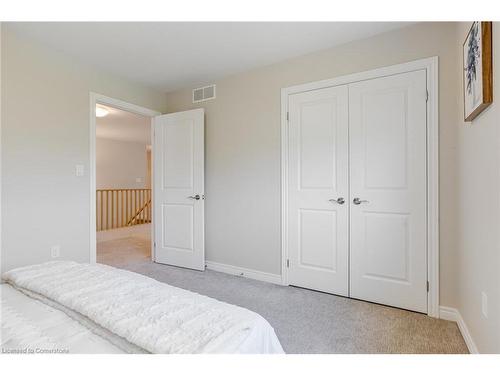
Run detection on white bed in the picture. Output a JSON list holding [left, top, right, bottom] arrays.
[[1, 261, 284, 354]]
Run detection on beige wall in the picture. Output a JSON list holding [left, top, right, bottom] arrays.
[[0, 26, 167, 273], [96, 138, 149, 189], [455, 23, 499, 353], [165, 22, 461, 306]]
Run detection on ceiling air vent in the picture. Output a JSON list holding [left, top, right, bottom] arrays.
[[192, 84, 216, 103]]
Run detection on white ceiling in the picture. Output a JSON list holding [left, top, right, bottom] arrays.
[[7, 22, 413, 92], [96, 105, 151, 144]]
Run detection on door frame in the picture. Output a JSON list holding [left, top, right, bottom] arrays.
[[89, 93, 161, 264], [280, 57, 439, 317]]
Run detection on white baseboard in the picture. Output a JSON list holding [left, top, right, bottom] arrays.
[[440, 306, 479, 354], [205, 261, 282, 285]]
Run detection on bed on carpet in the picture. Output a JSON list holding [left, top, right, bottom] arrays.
[[1, 261, 284, 354]]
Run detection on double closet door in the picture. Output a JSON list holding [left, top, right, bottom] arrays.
[[286, 70, 428, 313]]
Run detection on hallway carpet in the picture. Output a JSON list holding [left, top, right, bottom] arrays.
[[97, 235, 468, 354]]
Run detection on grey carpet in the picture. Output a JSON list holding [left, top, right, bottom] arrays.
[[97, 235, 468, 354]]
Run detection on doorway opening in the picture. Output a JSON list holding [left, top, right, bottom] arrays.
[[89, 93, 161, 268]]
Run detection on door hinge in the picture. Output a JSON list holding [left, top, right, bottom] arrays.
[[427, 281, 430, 292], [286, 112, 289, 122], [286, 259, 290, 268], [154, 241, 156, 248], [426, 90, 429, 102]]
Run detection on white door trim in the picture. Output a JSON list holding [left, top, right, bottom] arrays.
[[280, 57, 440, 317], [89, 93, 161, 264]]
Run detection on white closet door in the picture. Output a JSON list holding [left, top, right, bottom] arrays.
[[287, 85, 349, 296], [349, 70, 427, 313], [153, 109, 205, 271]]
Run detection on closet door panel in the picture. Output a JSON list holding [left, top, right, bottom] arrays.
[[287, 85, 349, 296], [349, 70, 427, 313]]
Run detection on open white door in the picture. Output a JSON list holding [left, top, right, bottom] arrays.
[[153, 109, 205, 270]]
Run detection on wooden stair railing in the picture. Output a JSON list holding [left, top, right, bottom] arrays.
[[127, 199, 151, 226], [96, 188, 151, 231]]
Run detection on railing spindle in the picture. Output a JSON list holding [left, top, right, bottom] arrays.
[[141, 189, 145, 222], [128, 190, 131, 226], [104, 192, 106, 230]]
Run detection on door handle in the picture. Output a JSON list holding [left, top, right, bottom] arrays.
[[329, 197, 345, 205], [187, 194, 201, 200], [353, 197, 369, 205]]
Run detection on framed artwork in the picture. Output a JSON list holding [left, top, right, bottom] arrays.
[[463, 22, 493, 122]]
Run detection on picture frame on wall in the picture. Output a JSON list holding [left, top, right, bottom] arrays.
[[463, 21, 493, 122]]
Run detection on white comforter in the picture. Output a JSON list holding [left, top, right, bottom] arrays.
[[2, 261, 284, 354], [1, 284, 126, 353]]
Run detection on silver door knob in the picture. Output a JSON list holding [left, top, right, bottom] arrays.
[[188, 194, 201, 200], [353, 197, 369, 205], [329, 197, 345, 205]]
